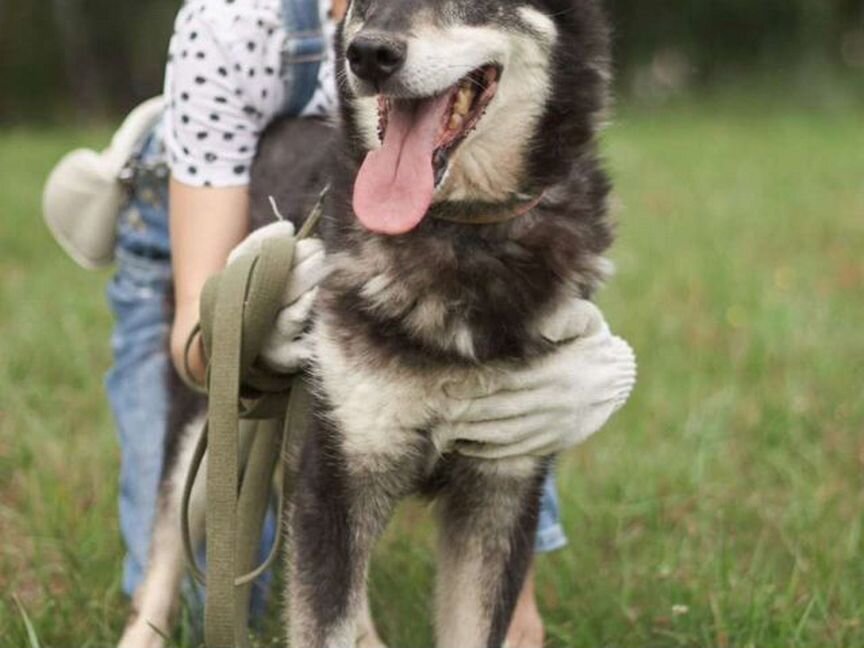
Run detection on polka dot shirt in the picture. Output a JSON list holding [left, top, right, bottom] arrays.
[[163, 0, 337, 187]]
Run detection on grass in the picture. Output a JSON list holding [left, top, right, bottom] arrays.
[[1, 99, 863, 647]]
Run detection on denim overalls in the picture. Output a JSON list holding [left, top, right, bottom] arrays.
[[106, 0, 566, 606]]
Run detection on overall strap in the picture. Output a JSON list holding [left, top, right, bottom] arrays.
[[281, 0, 325, 115]]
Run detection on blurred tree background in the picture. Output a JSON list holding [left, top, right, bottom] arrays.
[[1, 0, 863, 123]]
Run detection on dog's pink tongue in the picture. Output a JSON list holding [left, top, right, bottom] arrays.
[[353, 95, 450, 235]]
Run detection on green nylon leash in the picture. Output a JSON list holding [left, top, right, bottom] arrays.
[[180, 189, 325, 648], [207, 250, 254, 647]]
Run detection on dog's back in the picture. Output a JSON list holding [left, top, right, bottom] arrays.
[[249, 117, 335, 231]]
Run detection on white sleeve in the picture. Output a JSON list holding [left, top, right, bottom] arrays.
[[163, 1, 285, 187]]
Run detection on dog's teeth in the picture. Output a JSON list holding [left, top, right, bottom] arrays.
[[449, 112, 464, 131], [454, 86, 474, 117]]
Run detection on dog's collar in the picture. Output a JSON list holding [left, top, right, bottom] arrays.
[[429, 192, 545, 225]]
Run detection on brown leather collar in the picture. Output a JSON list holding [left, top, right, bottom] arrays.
[[429, 192, 545, 225]]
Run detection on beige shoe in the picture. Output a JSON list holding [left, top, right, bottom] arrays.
[[42, 96, 165, 269]]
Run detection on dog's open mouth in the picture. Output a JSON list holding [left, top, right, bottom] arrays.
[[353, 65, 501, 235], [379, 66, 501, 187]]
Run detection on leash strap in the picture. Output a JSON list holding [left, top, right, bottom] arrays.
[[179, 230, 311, 648], [205, 252, 253, 647]]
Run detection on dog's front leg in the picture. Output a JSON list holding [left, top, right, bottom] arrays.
[[287, 409, 419, 648], [434, 456, 548, 648]]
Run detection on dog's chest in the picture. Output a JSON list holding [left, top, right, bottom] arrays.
[[313, 317, 472, 458], [313, 233, 591, 458]]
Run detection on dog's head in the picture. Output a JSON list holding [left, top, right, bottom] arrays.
[[337, 0, 610, 235]]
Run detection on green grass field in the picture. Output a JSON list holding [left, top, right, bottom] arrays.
[[1, 100, 863, 647]]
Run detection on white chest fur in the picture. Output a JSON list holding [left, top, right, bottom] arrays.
[[312, 315, 544, 479], [314, 318, 462, 457]]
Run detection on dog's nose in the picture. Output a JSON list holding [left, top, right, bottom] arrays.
[[346, 33, 407, 84]]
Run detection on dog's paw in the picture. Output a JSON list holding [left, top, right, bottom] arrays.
[[117, 620, 167, 648], [355, 594, 389, 648]]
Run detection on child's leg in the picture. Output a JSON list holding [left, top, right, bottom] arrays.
[[534, 468, 568, 554], [105, 232, 174, 597]]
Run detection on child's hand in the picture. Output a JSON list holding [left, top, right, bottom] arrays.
[[434, 300, 637, 459], [228, 221, 328, 373]]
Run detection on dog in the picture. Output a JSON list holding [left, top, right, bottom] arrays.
[[119, 0, 613, 646]]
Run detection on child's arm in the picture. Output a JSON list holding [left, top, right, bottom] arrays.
[[168, 178, 250, 383]]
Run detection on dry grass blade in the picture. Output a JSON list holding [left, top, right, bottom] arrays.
[[12, 594, 42, 648]]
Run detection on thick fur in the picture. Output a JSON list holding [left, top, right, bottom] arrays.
[[119, 1, 612, 647]]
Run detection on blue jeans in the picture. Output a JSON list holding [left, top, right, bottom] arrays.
[[106, 126, 173, 596], [535, 469, 567, 553], [106, 246, 173, 596]]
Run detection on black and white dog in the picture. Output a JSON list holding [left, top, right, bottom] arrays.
[[120, 0, 613, 646]]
